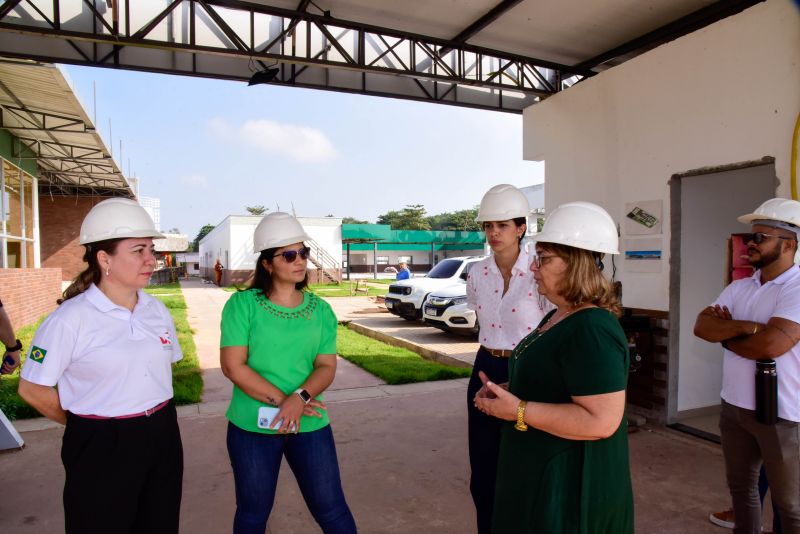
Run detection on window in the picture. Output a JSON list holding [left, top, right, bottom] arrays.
[[376, 256, 389, 265], [427, 259, 462, 279], [397, 255, 412, 264], [1, 160, 36, 268]]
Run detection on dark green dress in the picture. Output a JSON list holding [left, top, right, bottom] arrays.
[[492, 308, 634, 534]]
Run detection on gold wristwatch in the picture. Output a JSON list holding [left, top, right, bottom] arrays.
[[514, 400, 528, 432]]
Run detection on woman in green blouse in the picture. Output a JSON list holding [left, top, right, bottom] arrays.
[[474, 201, 633, 534], [220, 212, 357, 534]]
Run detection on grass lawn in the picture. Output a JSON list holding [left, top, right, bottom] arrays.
[[147, 289, 204, 407], [0, 285, 203, 420], [310, 281, 387, 297], [225, 282, 388, 297], [0, 318, 45, 420], [144, 281, 182, 294], [337, 325, 471, 384]]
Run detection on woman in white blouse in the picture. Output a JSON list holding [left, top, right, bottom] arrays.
[[466, 184, 549, 534]]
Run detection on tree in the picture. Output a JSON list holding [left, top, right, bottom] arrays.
[[166, 227, 181, 234], [377, 204, 430, 230], [342, 216, 369, 224], [427, 207, 481, 231], [192, 224, 215, 251], [445, 207, 481, 231], [246, 205, 267, 216]]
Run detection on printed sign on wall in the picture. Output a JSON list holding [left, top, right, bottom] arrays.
[[622, 237, 663, 273], [624, 200, 663, 235]]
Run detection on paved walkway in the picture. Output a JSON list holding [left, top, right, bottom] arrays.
[[0, 282, 740, 533]]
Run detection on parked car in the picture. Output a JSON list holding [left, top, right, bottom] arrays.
[[422, 283, 478, 336], [384, 255, 485, 321]]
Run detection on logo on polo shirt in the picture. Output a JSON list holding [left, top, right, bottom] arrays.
[[29, 346, 47, 363], [159, 331, 173, 350]]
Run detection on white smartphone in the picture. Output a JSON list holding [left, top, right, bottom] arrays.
[[257, 406, 282, 429]]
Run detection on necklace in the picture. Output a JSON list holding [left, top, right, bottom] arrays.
[[513, 306, 577, 359]]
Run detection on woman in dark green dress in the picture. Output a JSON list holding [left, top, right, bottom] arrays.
[[474, 201, 634, 534]]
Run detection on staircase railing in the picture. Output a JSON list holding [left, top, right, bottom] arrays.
[[306, 238, 342, 284]]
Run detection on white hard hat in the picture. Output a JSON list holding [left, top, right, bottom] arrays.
[[79, 198, 164, 245], [475, 184, 530, 222], [738, 198, 800, 228], [253, 212, 310, 253], [535, 201, 619, 254]]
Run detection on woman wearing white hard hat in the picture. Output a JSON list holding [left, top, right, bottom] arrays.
[[220, 212, 356, 534], [466, 184, 549, 534], [475, 201, 633, 534], [19, 197, 184, 534]]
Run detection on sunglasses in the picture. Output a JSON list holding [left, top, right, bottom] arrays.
[[532, 254, 558, 269], [273, 247, 309, 262], [742, 232, 796, 245]]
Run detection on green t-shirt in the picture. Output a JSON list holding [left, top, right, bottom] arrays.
[[493, 308, 634, 534], [220, 289, 337, 434]]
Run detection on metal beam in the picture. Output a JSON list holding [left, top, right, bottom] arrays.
[[0, 0, 591, 113], [0, 104, 93, 132], [574, 0, 765, 72], [441, 0, 523, 56]]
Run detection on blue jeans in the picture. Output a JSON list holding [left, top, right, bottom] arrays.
[[227, 422, 357, 534]]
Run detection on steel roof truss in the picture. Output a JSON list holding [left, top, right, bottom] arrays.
[[0, 105, 92, 132], [0, 0, 584, 112], [16, 137, 107, 160]]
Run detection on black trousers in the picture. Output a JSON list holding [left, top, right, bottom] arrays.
[[467, 347, 510, 534], [61, 402, 184, 534]]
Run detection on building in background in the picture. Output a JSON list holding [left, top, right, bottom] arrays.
[[139, 196, 161, 231], [199, 215, 343, 286]]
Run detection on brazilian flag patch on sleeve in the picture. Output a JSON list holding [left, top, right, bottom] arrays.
[[29, 346, 47, 363]]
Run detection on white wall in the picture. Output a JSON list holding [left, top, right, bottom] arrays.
[[299, 216, 342, 267], [198, 218, 232, 271], [521, 0, 799, 416], [208, 215, 345, 271], [522, 0, 800, 311]]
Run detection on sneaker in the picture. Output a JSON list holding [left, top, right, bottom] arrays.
[[709, 509, 735, 529]]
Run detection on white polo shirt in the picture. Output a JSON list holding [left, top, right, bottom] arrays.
[[714, 265, 800, 422], [21, 284, 182, 417], [466, 250, 550, 350]]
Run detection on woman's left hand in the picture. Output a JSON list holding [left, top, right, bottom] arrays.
[[474, 380, 520, 422], [273, 394, 305, 433]]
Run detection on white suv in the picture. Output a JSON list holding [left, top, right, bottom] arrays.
[[422, 283, 478, 336], [384, 256, 486, 321]]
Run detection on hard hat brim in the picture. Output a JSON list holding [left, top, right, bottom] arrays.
[[80, 229, 166, 245]]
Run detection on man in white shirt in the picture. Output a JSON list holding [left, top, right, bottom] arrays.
[[695, 198, 800, 534]]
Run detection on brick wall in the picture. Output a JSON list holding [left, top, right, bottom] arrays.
[[39, 196, 113, 281], [621, 308, 669, 422], [0, 268, 61, 329]]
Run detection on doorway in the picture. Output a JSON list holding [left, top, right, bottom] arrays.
[[669, 159, 776, 439]]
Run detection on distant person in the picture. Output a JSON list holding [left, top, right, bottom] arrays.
[[396, 262, 411, 280], [220, 212, 357, 534], [0, 297, 22, 375], [475, 201, 633, 534], [214, 258, 224, 286], [466, 184, 549, 534], [18, 198, 183, 534], [695, 198, 800, 534]]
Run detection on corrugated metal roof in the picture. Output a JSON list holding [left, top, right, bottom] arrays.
[[0, 58, 132, 197]]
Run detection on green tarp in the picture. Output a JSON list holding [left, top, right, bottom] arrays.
[[342, 224, 484, 249]]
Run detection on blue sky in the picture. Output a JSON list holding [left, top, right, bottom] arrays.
[[63, 65, 543, 239]]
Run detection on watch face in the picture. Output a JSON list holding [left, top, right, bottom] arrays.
[[297, 389, 311, 403]]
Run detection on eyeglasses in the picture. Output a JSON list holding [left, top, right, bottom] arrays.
[[532, 254, 558, 269], [742, 232, 797, 245], [274, 247, 309, 262]]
